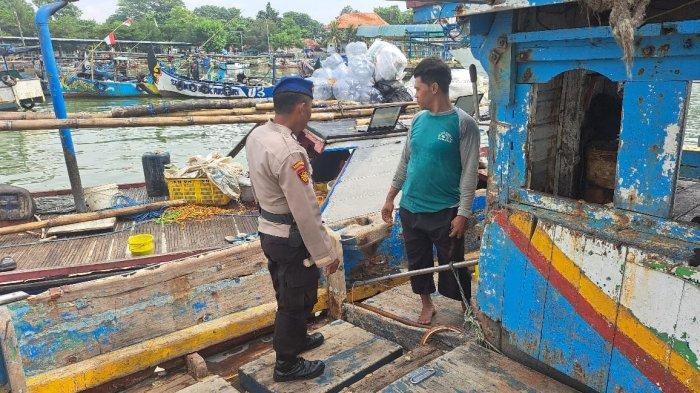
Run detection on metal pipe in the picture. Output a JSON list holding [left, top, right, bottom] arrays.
[[0, 291, 29, 306], [469, 64, 479, 120], [35, 0, 87, 212], [352, 258, 478, 287]]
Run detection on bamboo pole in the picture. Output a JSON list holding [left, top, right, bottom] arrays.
[[0, 199, 187, 236], [0, 109, 377, 131], [0, 100, 418, 121]]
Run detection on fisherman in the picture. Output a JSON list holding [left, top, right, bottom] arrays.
[[381, 57, 480, 325], [245, 76, 341, 382]]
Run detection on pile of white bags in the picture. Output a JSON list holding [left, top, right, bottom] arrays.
[[308, 40, 408, 103]]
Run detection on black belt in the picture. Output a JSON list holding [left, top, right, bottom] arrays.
[[260, 209, 295, 225]]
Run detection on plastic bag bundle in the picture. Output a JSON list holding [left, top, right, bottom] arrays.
[[367, 39, 407, 82], [306, 40, 405, 103]]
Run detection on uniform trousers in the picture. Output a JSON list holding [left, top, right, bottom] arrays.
[[260, 232, 320, 361], [399, 207, 471, 302]]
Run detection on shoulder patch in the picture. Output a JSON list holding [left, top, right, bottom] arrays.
[[292, 160, 310, 184]]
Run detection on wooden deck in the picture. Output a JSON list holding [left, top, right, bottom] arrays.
[[0, 186, 258, 287], [380, 344, 578, 393], [239, 320, 403, 393]]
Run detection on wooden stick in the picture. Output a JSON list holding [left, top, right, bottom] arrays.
[[0, 199, 187, 236], [0, 109, 376, 131]]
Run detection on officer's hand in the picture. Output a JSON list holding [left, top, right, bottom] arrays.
[[381, 201, 394, 224], [324, 259, 341, 275], [449, 215, 468, 238]]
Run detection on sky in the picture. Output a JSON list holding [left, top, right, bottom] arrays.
[[76, 0, 408, 24]]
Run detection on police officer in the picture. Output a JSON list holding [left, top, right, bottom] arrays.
[[245, 77, 340, 382]]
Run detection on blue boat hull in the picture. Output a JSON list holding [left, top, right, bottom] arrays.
[[60, 76, 159, 98], [155, 66, 273, 99]]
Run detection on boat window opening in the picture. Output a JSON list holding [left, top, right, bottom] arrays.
[[673, 82, 699, 225], [524, 70, 621, 205], [310, 148, 353, 184]]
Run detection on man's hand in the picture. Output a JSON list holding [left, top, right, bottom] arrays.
[[449, 215, 469, 238], [324, 259, 341, 275], [381, 200, 395, 224]]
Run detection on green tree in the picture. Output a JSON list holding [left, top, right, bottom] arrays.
[[271, 16, 304, 49], [110, 0, 185, 25], [256, 2, 280, 22], [193, 5, 241, 21], [32, 0, 82, 18], [339, 6, 355, 15], [0, 0, 36, 37], [282, 11, 324, 39], [374, 5, 413, 25]]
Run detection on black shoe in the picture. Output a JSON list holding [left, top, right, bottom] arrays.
[[302, 333, 324, 352], [273, 357, 325, 382]]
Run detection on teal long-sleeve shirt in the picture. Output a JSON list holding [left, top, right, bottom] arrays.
[[391, 107, 480, 217]]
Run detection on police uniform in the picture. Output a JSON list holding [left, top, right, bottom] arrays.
[[245, 82, 338, 363]]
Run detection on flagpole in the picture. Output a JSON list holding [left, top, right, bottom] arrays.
[[81, 20, 129, 80]]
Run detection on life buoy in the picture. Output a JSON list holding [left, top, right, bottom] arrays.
[[1, 75, 17, 87]]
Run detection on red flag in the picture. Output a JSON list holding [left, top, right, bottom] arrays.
[[103, 32, 116, 46], [122, 18, 133, 27]]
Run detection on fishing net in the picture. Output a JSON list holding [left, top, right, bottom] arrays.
[[155, 204, 249, 225], [582, 0, 651, 75]]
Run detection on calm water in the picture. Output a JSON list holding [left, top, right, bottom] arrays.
[[1, 84, 699, 192]]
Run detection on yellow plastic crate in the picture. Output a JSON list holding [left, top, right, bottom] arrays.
[[166, 178, 231, 206]]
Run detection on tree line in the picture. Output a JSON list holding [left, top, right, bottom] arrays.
[[0, 0, 413, 53]]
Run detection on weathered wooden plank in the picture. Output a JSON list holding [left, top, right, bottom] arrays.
[[380, 344, 577, 393], [615, 81, 691, 217], [25, 302, 277, 393], [239, 320, 403, 393], [344, 283, 467, 350], [344, 345, 444, 392], [9, 242, 270, 376], [0, 308, 26, 393], [175, 375, 238, 393], [45, 218, 117, 236]]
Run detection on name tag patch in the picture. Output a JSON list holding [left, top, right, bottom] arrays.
[[292, 160, 310, 183]]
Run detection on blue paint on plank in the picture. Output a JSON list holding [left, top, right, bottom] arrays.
[[538, 279, 615, 392], [615, 81, 690, 218], [606, 348, 664, 393], [513, 189, 700, 248], [476, 222, 512, 321]]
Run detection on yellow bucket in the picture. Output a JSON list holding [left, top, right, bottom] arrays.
[[128, 234, 154, 256]]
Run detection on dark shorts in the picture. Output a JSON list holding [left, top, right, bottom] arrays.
[[399, 207, 471, 302]]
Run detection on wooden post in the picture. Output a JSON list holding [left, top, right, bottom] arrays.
[[0, 307, 27, 393]]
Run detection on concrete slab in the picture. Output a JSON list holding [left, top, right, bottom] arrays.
[[239, 320, 402, 393]]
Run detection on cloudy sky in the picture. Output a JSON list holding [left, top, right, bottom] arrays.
[[76, 0, 407, 23]]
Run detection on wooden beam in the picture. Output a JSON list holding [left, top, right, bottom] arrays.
[[21, 277, 398, 393], [25, 303, 278, 393]]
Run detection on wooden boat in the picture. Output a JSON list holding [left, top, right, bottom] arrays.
[[413, 1, 700, 392], [0, 108, 492, 392], [0, 70, 44, 111], [60, 75, 159, 98], [155, 65, 273, 99]]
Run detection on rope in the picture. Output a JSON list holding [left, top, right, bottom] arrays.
[[111, 194, 165, 221]]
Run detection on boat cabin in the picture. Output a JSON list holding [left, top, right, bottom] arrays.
[[419, 1, 700, 392]]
